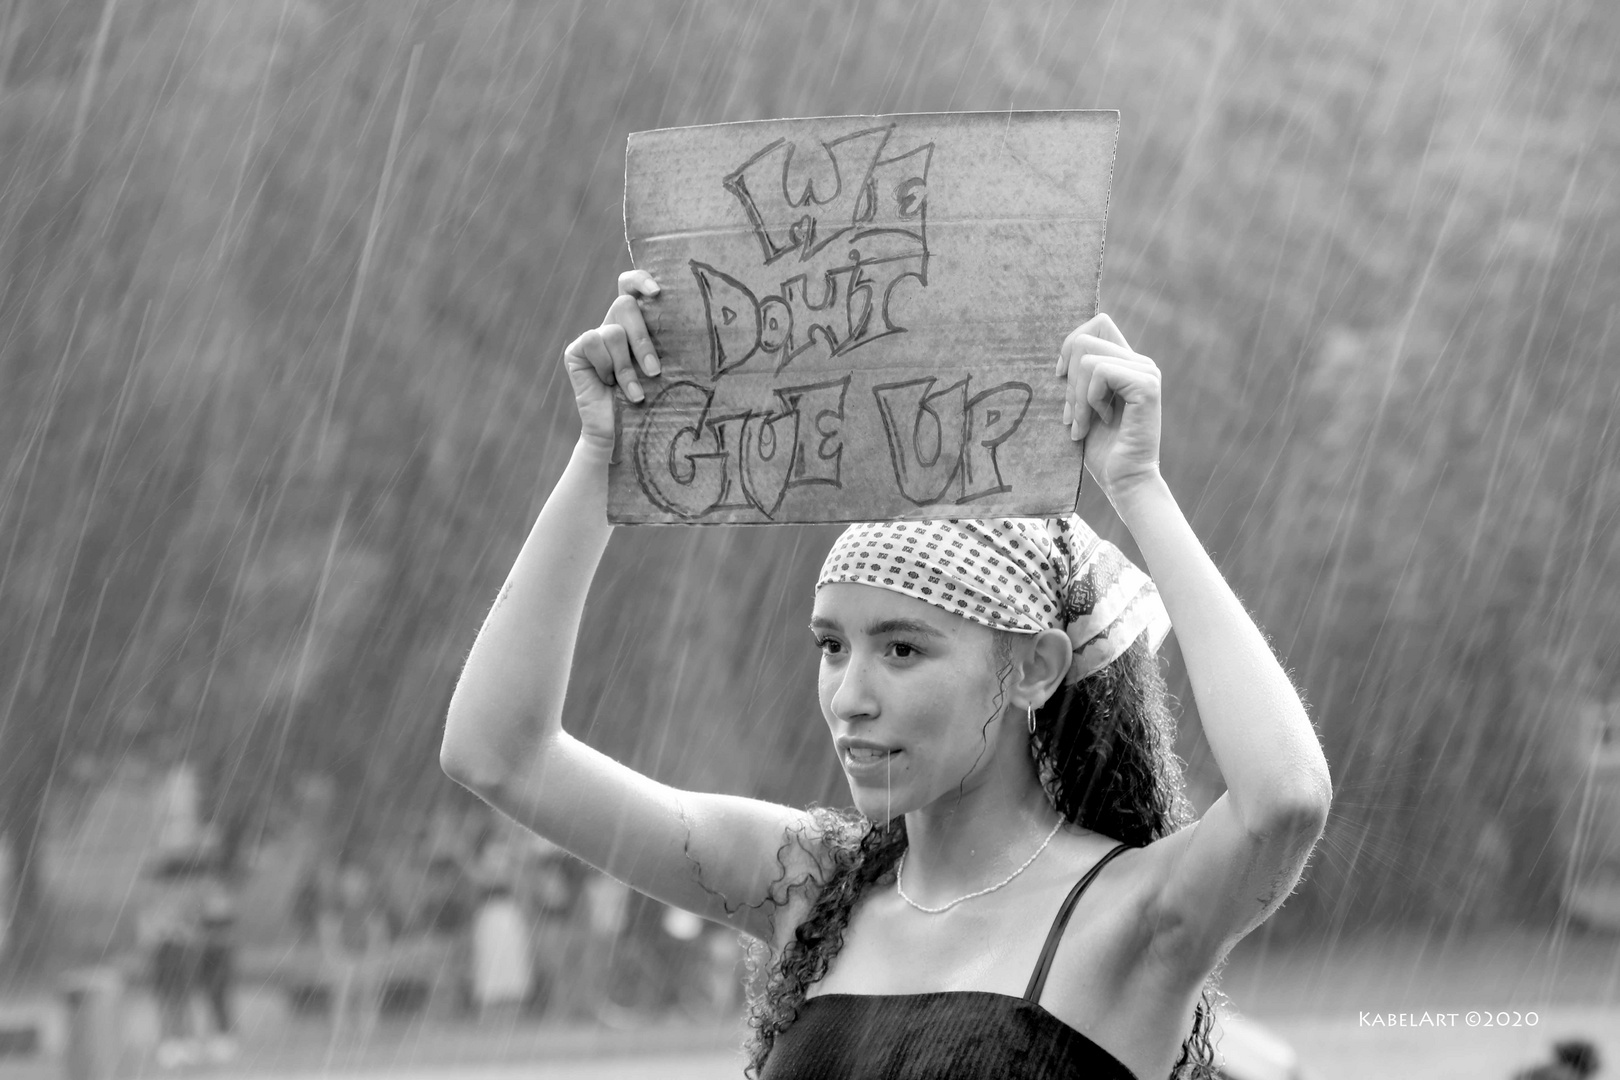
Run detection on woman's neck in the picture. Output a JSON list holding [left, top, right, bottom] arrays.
[[899, 762, 1060, 902]]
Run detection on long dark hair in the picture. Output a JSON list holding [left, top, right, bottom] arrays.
[[740, 635, 1220, 1079]]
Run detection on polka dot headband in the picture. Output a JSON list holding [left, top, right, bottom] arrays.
[[815, 516, 1171, 683]]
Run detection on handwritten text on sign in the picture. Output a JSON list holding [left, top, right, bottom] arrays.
[[610, 111, 1119, 524]]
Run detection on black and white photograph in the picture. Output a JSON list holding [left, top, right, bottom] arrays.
[[0, 3, 1615, 1079]]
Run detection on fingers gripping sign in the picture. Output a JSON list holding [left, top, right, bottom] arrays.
[[563, 271, 664, 453], [1055, 312, 1162, 501]]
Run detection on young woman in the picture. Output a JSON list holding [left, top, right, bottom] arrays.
[[441, 270, 1332, 1079]]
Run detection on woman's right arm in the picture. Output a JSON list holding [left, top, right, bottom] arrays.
[[440, 272, 819, 944]]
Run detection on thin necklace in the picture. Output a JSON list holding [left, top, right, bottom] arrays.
[[896, 819, 1065, 914]]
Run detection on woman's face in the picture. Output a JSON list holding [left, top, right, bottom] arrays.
[[811, 583, 1012, 820]]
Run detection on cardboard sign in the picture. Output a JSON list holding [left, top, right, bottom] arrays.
[[610, 110, 1119, 525]]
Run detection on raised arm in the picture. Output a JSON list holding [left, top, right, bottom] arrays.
[[440, 272, 819, 943], [1059, 314, 1332, 974]]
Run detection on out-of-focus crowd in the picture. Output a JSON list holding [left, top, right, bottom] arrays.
[[130, 767, 743, 1069]]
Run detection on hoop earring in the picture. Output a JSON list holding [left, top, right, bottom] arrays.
[[1027, 704, 1037, 735]]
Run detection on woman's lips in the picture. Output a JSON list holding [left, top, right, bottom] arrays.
[[842, 746, 902, 777]]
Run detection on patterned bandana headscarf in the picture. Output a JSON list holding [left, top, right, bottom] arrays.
[[815, 516, 1171, 683]]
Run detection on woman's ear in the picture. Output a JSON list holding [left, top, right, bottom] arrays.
[[1019, 629, 1074, 709]]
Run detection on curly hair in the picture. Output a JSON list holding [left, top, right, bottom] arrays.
[[740, 634, 1221, 1079]]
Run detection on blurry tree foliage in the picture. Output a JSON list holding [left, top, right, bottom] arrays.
[[0, 0, 1616, 965]]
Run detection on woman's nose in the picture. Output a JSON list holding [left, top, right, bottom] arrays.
[[829, 655, 879, 721]]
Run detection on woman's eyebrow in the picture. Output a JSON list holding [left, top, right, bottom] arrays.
[[809, 615, 946, 639], [864, 618, 946, 639]]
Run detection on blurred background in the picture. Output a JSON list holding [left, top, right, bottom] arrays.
[[0, 0, 1617, 1077]]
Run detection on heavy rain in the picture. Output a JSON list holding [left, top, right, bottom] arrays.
[[0, 2, 1616, 1079]]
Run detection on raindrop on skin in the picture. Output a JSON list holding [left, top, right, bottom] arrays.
[[886, 743, 892, 824]]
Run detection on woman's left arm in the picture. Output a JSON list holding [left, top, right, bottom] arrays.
[[1060, 314, 1332, 974]]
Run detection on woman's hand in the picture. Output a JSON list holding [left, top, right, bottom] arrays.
[[563, 270, 663, 453], [1056, 312, 1162, 502]]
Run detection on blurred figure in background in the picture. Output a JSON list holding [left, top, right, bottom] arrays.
[[137, 862, 203, 1068], [154, 749, 204, 872], [1512, 1039, 1602, 1080], [527, 846, 577, 1017], [419, 854, 476, 1014], [562, 870, 629, 1022], [699, 924, 743, 1020], [410, 802, 486, 1015], [470, 880, 533, 1019], [317, 857, 389, 1043], [468, 825, 534, 1017], [195, 860, 239, 1063]]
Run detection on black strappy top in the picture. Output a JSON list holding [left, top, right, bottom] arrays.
[[759, 842, 1138, 1080]]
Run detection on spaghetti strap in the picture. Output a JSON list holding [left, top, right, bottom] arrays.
[[1022, 842, 1132, 1004]]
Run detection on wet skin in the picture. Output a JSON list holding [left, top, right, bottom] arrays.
[[811, 582, 1026, 823]]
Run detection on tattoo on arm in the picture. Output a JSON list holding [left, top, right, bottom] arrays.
[[676, 803, 820, 940]]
